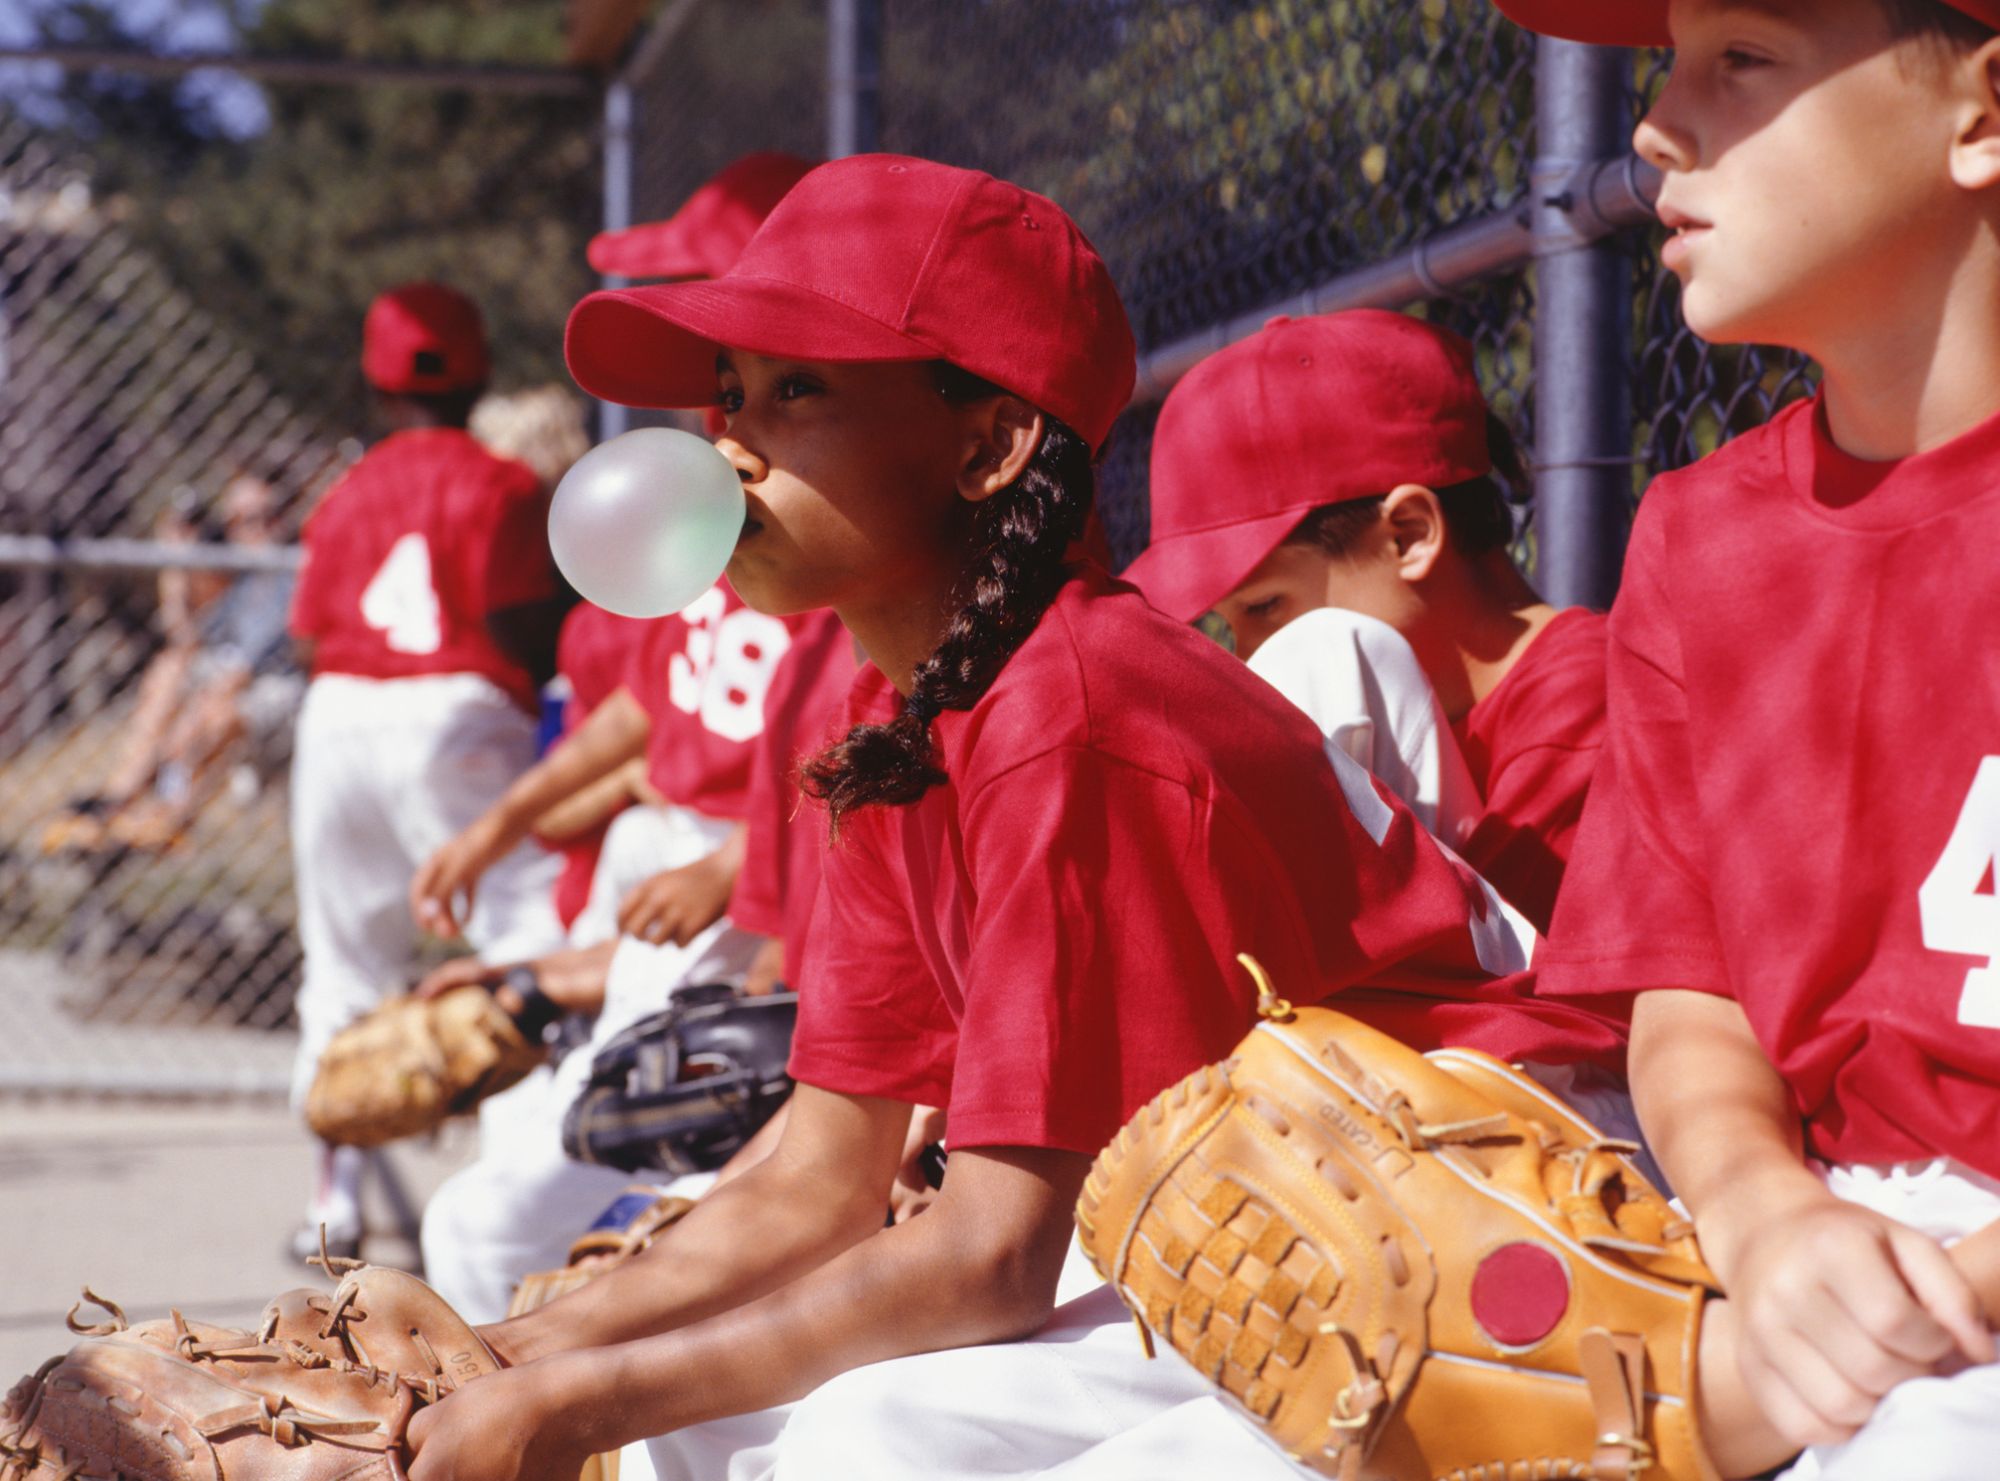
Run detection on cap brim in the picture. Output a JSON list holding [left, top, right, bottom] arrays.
[[1490, 0, 1668, 45], [1119, 507, 1310, 625], [587, 220, 712, 281], [566, 278, 938, 410]]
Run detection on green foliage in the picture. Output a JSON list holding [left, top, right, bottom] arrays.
[[33, 0, 596, 435]]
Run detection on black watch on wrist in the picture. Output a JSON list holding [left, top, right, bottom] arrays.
[[500, 965, 561, 1043]]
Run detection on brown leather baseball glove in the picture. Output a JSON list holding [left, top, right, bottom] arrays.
[[1075, 962, 1722, 1481], [506, 1185, 698, 1317], [305, 985, 547, 1148], [1, 1264, 499, 1481]]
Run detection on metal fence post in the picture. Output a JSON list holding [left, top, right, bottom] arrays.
[[1531, 39, 1635, 609], [827, 0, 881, 159], [598, 76, 634, 441]]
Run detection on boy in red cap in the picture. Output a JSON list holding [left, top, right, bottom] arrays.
[[287, 281, 571, 1258], [400, 154, 1619, 1481], [1492, 1, 2000, 1475], [1126, 309, 1606, 935]]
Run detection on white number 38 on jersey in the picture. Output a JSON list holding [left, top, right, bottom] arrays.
[[667, 587, 792, 743]]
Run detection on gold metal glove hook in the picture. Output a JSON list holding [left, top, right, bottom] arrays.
[[1238, 953, 1294, 1022]]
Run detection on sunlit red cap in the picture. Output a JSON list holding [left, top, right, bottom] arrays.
[[1491, 0, 2000, 45], [1122, 311, 1490, 623], [565, 154, 1137, 452], [587, 152, 817, 281], [361, 282, 489, 394]]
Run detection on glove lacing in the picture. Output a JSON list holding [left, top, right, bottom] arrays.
[[1, 1249, 467, 1481]]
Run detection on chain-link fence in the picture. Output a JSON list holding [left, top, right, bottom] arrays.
[[4, 1, 1817, 1099], [0, 86, 589, 1095], [0, 111, 339, 1093], [622, 0, 1811, 567]]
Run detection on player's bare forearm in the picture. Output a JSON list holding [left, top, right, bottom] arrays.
[[488, 689, 651, 846], [530, 757, 646, 843], [1629, 988, 1823, 1283], [518, 1143, 1087, 1455], [485, 1085, 907, 1362]]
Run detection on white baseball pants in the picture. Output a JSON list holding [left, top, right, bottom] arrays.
[[290, 672, 565, 1105], [626, 1243, 1316, 1481]]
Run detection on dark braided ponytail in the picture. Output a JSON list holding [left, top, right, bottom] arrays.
[[799, 363, 1097, 830]]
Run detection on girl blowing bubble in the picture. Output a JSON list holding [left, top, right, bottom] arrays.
[[405, 154, 1622, 1481]]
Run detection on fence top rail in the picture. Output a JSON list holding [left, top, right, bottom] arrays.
[[0, 534, 302, 575], [1131, 153, 1660, 406], [0, 45, 596, 94]]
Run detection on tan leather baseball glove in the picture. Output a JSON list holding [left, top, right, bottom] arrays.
[[305, 985, 546, 1148], [0, 1264, 498, 1481], [506, 1186, 697, 1317], [1075, 960, 1722, 1481]]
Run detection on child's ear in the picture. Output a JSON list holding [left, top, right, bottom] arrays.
[[956, 397, 1045, 504], [1382, 484, 1447, 583], [1948, 37, 2000, 193]]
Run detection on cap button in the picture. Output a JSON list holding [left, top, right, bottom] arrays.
[[887, 163, 908, 174], [1263, 314, 1293, 329]]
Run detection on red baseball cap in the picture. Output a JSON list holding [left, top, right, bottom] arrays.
[[1121, 311, 1491, 624], [587, 152, 817, 282], [565, 154, 1137, 452], [362, 282, 490, 395], [1491, 0, 2000, 46]]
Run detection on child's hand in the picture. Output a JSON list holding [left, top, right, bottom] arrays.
[[1723, 1195, 1995, 1450], [617, 849, 736, 947], [411, 820, 507, 937], [406, 1360, 595, 1481]]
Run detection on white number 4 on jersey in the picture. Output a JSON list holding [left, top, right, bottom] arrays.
[[360, 532, 444, 655], [1920, 756, 2000, 1029]]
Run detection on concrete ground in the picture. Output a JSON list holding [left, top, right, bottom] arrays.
[[0, 1099, 478, 1377]]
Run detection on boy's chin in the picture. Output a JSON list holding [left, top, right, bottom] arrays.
[[1676, 285, 1794, 352]]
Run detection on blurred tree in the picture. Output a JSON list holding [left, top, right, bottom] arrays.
[[26, 0, 598, 436]]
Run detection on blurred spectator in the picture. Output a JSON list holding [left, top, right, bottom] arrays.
[[42, 474, 297, 853], [470, 384, 592, 495]]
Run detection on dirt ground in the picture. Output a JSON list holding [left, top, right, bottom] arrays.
[[0, 1098, 478, 1377]]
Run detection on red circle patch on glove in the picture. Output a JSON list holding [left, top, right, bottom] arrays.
[[1471, 1242, 1570, 1348]]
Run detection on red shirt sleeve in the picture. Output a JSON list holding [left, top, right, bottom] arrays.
[[472, 462, 558, 614], [795, 742, 1349, 1155], [1538, 499, 1730, 998], [729, 757, 788, 942], [942, 747, 1310, 1151], [791, 806, 959, 1108], [1461, 739, 1599, 931]]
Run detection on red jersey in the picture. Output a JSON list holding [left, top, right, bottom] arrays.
[[290, 428, 556, 710], [1453, 607, 1608, 934], [728, 610, 860, 960], [794, 568, 1625, 1155], [1542, 399, 2000, 1176], [546, 603, 673, 927], [621, 582, 808, 821]]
